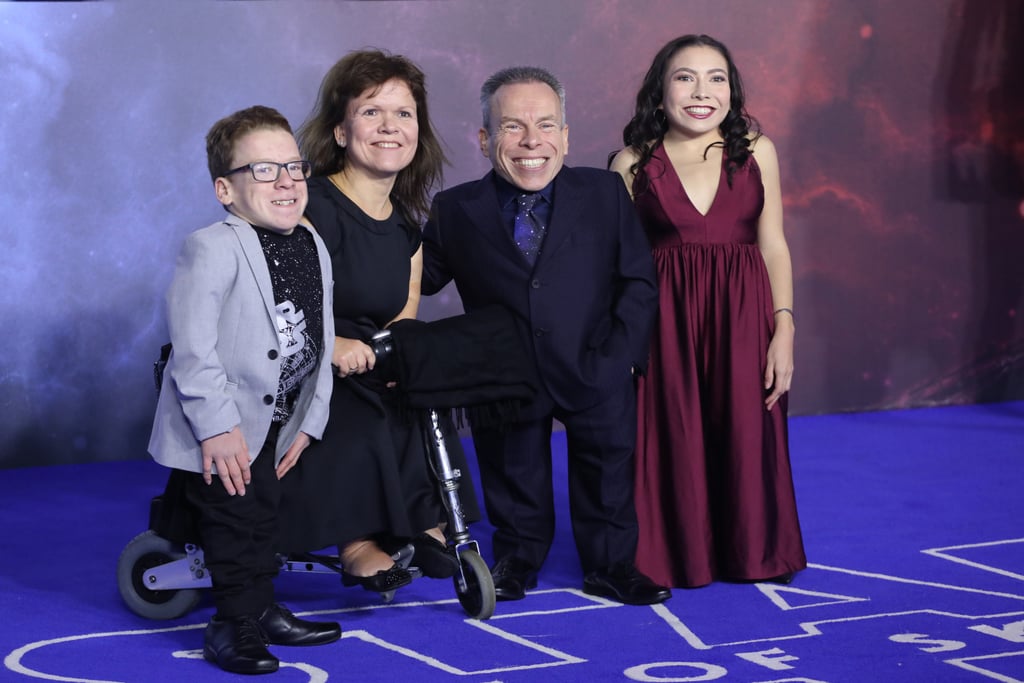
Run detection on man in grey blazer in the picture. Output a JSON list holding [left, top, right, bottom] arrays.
[[148, 106, 340, 675]]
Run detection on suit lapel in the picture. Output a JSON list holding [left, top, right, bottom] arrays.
[[226, 214, 278, 322], [535, 167, 583, 267], [459, 173, 531, 270]]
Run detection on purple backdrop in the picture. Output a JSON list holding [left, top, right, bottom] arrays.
[[1, 0, 1020, 467]]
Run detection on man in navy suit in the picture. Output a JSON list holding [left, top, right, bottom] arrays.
[[421, 67, 670, 605]]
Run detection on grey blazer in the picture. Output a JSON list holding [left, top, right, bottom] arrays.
[[148, 213, 335, 473]]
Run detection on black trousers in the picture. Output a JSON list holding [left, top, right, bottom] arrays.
[[183, 424, 282, 619], [471, 375, 639, 575]]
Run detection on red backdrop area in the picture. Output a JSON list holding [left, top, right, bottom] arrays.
[[0, 0, 1020, 467]]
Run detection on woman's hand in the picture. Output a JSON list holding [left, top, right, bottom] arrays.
[[332, 336, 376, 378], [764, 317, 794, 411]]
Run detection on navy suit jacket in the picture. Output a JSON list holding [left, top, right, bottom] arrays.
[[421, 166, 657, 412]]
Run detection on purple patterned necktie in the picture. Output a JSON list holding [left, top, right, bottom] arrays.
[[513, 193, 544, 264]]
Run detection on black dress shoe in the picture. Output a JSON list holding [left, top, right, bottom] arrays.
[[583, 565, 672, 605], [765, 572, 795, 585], [203, 615, 279, 675], [412, 533, 460, 579], [341, 563, 413, 592], [257, 603, 341, 647], [491, 556, 538, 601]]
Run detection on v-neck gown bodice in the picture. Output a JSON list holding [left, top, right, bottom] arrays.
[[631, 144, 806, 588]]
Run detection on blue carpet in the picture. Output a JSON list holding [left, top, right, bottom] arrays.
[[2, 402, 1023, 682]]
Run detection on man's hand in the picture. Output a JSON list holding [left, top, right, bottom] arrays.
[[276, 432, 312, 480], [200, 426, 251, 495]]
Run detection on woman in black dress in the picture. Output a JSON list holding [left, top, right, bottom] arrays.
[[277, 49, 477, 592]]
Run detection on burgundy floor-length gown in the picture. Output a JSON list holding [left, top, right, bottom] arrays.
[[632, 144, 806, 588]]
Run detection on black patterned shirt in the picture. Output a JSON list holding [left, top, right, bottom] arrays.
[[254, 226, 324, 423]]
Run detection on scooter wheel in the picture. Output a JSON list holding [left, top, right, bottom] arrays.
[[117, 530, 201, 620], [453, 548, 495, 620]]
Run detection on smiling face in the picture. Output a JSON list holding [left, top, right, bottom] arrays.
[[214, 127, 307, 234], [334, 78, 419, 179], [660, 45, 732, 142], [479, 81, 568, 192]]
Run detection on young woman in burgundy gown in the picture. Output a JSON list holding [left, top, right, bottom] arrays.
[[611, 34, 806, 588]]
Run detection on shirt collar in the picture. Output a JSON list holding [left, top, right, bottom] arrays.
[[494, 174, 555, 210]]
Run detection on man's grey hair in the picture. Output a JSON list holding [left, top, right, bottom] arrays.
[[480, 66, 567, 133]]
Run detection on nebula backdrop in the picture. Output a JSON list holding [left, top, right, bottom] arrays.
[[1, 0, 1020, 468]]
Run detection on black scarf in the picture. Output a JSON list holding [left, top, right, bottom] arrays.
[[385, 305, 538, 428]]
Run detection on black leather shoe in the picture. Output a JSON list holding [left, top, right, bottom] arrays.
[[412, 533, 460, 579], [203, 615, 279, 675], [491, 556, 538, 601], [765, 572, 795, 585], [341, 563, 413, 593], [257, 603, 341, 647], [583, 565, 672, 605]]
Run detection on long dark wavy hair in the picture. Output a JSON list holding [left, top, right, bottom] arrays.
[[297, 49, 447, 224], [622, 34, 759, 194]]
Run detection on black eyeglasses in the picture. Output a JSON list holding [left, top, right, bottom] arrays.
[[225, 160, 312, 183]]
